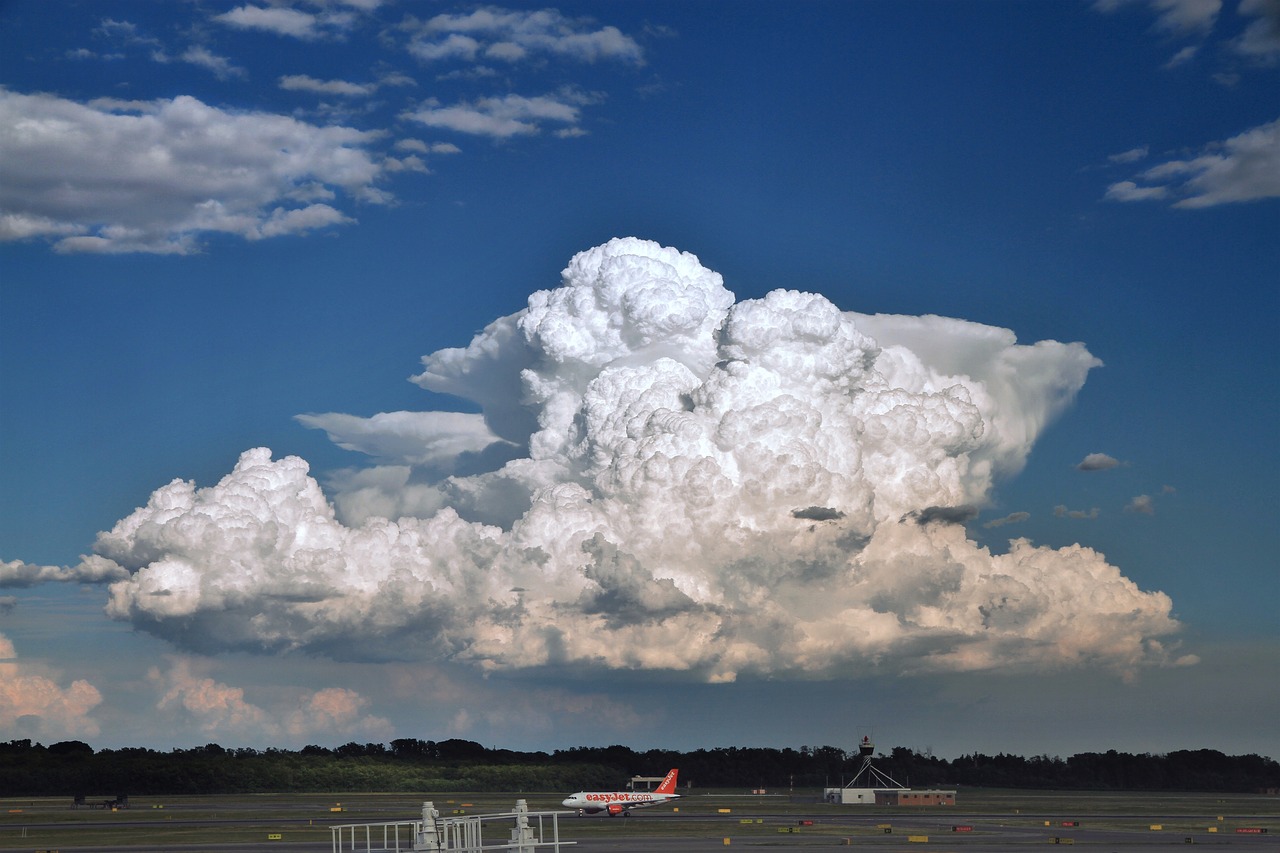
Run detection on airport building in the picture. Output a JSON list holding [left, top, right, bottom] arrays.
[[823, 736, 956, 806], [874, 789, 955, 806]]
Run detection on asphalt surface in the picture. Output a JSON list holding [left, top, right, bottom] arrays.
[[15, 809, 1275, 853]]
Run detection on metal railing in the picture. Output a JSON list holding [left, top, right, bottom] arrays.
[[331, 799, 575, 853]]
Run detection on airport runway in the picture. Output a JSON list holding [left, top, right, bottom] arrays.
[[571, 841, 1274, 852], [25, 812, 1274, 853], [30, 838, 1277, 853]]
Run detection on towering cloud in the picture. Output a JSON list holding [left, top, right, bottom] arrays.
[[98, 238, 1182, 681]]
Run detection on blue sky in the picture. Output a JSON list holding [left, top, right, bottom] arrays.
[[1, 0, 1277, 762]]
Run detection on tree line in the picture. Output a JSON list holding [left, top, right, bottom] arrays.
[[0, 738, 1274, 797]]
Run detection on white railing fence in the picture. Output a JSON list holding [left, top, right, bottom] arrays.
[[331, 799, 575, 853]]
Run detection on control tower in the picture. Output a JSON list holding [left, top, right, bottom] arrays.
[[823, 735, 903, 805], [824, 735, 955, 806], [844, 732, 906, 788], [846, 735, 904, 789]]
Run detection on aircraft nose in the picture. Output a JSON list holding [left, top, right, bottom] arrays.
[[560, 798, 572, 807]]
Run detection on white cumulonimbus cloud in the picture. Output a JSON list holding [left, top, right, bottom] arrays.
[[0, 88, 386, 254], [95, 238, 1186, 681]]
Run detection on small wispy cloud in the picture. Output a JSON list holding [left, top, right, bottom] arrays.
[[1163, 44, 1200, 68], [279, 74, 376, 96], [984, 511, 1030, 529], [1055, 505, 1100, 520], [1125, 494, 1156, 514], [402, 89, 599, 139], [1108, 146, 1150, 164], [1076, 452, 1123, 471], [394, 138, 460, 155], [0, 89, 386, 254], [1094, 0, 1279, 80], [93, 17, 159, 46], [1105, 181, 1171, 202], [66, 47, 124, 61], [212, 2, 380, 41], [278, 70, 419, 98], [214, 5, 325, 40], [0, 556, 127, 588], [1233, 0, 1280, 64], [1092, 0, 1222, 35], [1106, 116, 1280, 207], [151, 45, 247, 79], [405, 8, 644, 67]]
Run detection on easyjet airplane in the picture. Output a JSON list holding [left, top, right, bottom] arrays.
[[561, 768, 680, 816]]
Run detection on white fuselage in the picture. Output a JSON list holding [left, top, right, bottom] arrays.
[[561, 789, 678, 815]]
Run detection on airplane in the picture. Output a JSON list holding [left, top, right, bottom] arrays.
[[561, 768, 680, 816]]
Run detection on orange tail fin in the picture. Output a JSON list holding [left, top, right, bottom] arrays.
[[654, 768, 679, 795]]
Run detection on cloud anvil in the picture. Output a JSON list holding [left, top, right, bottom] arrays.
[[94, 238, 1180, 681]]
